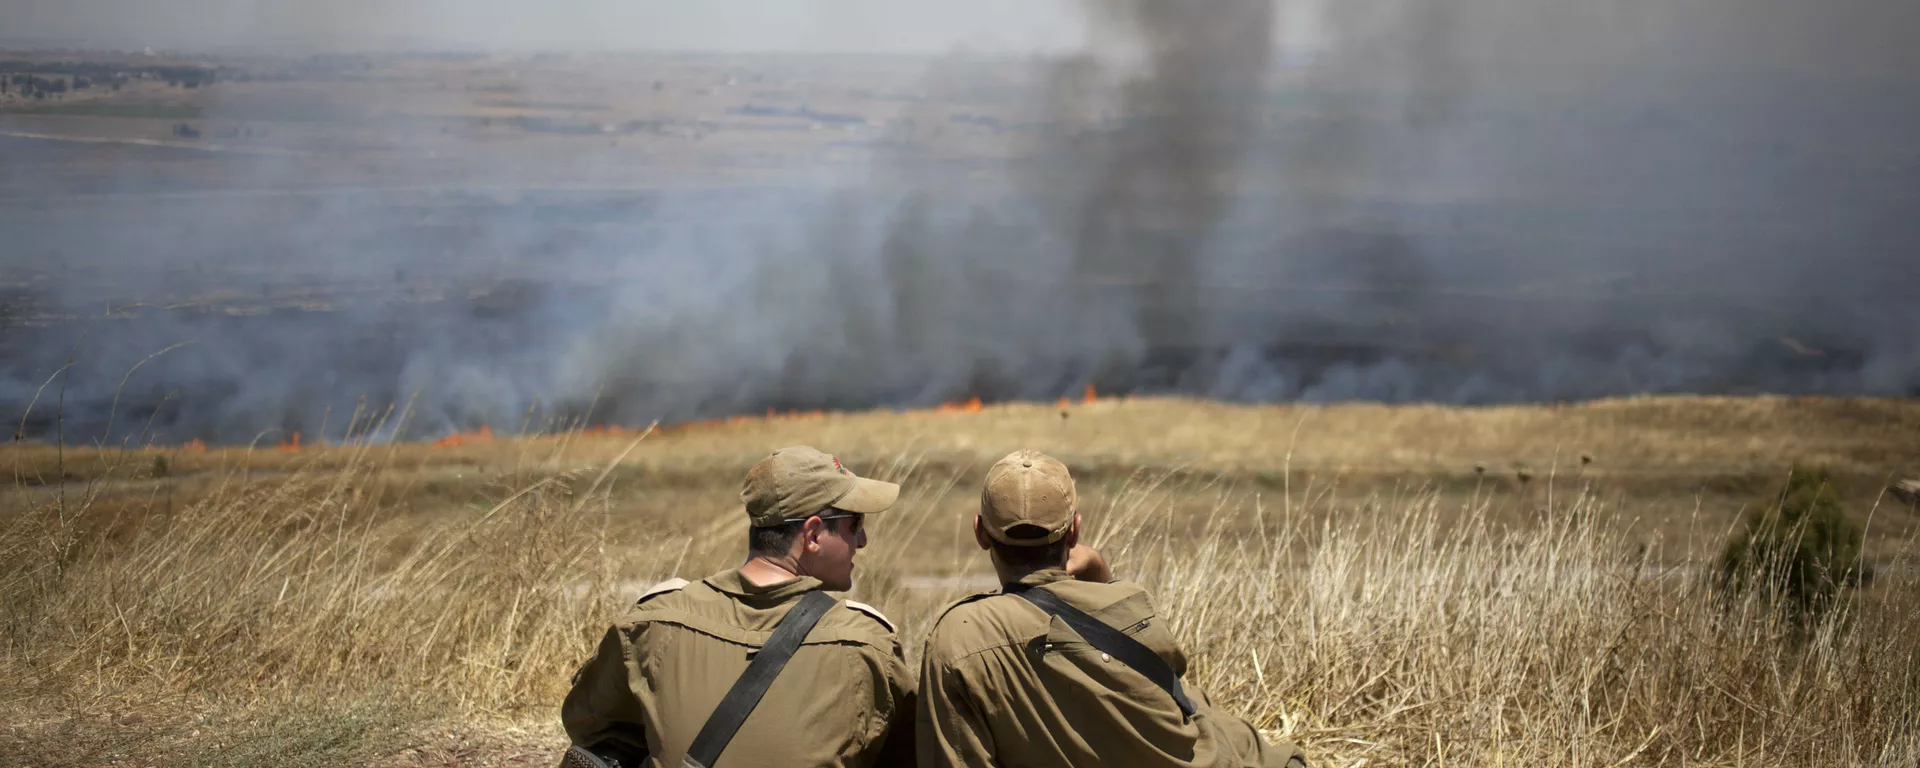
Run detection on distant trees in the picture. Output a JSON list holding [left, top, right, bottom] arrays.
[[1, 75, 70, 100], [152, 66, 214, 89], [0, 62, 218, 97]]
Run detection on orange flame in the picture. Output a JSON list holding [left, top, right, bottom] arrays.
[[936, 396, 984, 414], [276, 431, 302, 452], [1082, 384, 1098, 404], [432, 424, 493, 448], [181, 439, 207, 453]]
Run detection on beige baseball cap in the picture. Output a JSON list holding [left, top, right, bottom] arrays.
[[980, 449, 1077, 545], [742, 446, 900, 528]]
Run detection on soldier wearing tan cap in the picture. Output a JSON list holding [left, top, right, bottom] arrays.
[[917, 450, 1308, 768], [560, 446, 915, 768]]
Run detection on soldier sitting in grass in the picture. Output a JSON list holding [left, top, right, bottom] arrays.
[[917, 449, 1308, 768], [560, 446, 915, 768]]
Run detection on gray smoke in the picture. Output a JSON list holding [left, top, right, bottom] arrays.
[[4, 0, 1918, 445]]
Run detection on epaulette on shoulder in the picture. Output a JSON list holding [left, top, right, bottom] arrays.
[[842, 600, 896, 634], [932, 591, 1002, 625], [633, 577, 689, 607]]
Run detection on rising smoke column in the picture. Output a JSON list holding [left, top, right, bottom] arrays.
[[1062, 0, 1275, 351], [3, 0, 1918, 445]]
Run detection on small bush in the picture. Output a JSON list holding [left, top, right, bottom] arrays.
[[1718, 467, 1864, 616]]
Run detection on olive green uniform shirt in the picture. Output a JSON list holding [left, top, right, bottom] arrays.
[[562, 568, 916, 767], [917, 569, 1306, 768]]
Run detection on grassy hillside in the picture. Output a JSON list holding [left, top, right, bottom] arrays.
[[4, 395, 1918, 766]]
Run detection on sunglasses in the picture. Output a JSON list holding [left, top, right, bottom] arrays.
[[813, 511, 865, 535]]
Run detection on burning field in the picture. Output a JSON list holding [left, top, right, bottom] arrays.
[[7, 0, 1920, 448], [4, 395, 1919, 765], [6, 0, 1920, 764]]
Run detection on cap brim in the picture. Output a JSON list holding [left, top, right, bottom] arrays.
[[986, 523, 1071, 546], [832, 476, 899, 515]]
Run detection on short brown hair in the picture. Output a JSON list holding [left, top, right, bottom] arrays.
[[989, 524, 1071, 571], [748, 513, 856, 557]]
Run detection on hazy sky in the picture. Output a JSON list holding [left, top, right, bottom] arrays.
[[0, 0, 1090, 53]]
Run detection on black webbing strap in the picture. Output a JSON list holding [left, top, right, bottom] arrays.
[[1013, 586, 1198, 720], [680, 590, 838, 768]]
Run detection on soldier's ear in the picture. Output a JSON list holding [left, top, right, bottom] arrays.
[[801, 515, 827, 553], [1065, 514, 1082, 548], [972, 516, 991, 551]]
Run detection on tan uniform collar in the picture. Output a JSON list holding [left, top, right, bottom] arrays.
[[1004, 568, 1074, 591], [704, 567, 825, 602]]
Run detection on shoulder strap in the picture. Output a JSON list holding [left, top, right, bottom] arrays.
[[636, 578, 690, 605], [842, 599, 896, 633], [1013, 586, 1197, 720], [680, 590, 838, 768]]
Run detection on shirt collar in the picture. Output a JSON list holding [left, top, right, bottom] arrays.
[[1003, 568, 1074, 592], [704, 567, 825, 602]]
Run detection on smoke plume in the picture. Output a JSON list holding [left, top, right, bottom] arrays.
[[3, 0, 1918, 444]]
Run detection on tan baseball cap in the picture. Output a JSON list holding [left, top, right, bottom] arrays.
[[742, 446, 900, 528], [980, 449, 1077, 545]]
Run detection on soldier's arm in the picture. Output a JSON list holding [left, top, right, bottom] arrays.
[[872, 648, 918, 767], [915, 650, 996, 768], [558, 624, 652, 765], [1066, 544, 1112, 583]]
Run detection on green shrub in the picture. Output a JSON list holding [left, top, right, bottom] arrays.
[[1718, 467, 1864, 616]]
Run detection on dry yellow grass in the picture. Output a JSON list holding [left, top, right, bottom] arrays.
[[3, 396, 1918, 766]]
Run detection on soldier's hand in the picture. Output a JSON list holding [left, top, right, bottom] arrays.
[[1066, 544, 1112, 583]]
